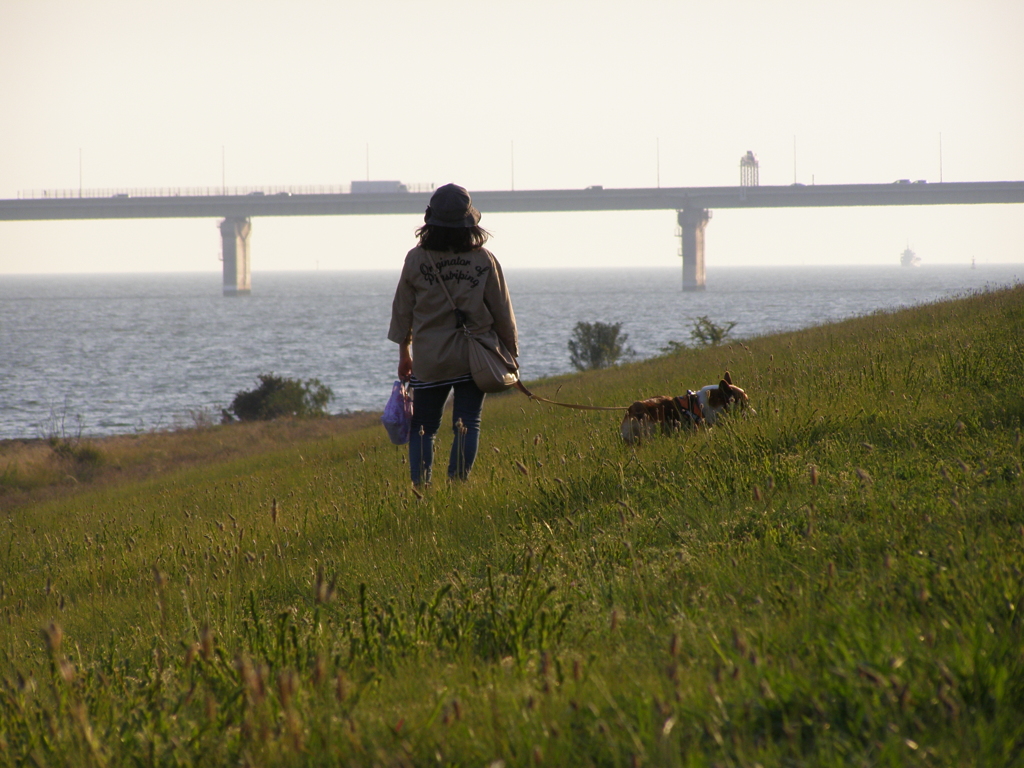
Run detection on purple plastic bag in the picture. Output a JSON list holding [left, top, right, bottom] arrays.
[[381, 380, 413, 445]]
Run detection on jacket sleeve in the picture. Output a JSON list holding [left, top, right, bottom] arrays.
[[387, 256, 415, 345], [484, 254, 519, 357]]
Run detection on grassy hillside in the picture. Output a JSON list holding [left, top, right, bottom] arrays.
[[2, 285, 1022, 767]]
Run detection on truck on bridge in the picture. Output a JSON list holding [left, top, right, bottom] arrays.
[[350, 180, 408, 194]]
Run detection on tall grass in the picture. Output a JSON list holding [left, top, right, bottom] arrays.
[[1, 285, 1022, 766]]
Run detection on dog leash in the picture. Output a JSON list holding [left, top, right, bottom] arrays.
[[513, 381, 630, 412]]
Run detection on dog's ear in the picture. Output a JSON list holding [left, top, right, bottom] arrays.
[[723, 371, 733, 385], [718, 380, 733, 402]]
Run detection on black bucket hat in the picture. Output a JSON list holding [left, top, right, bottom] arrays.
[[424, 183, 481, 228]]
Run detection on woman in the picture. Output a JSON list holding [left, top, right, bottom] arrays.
[[388, 184, 518, 486]]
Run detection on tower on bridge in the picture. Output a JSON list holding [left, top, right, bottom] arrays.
[[219, 216, 251, 296], [740, 151, 759, 187]]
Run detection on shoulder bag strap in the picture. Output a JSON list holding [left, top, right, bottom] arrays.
[[428, 252, 471, 334], [430, 257, 462, 313]]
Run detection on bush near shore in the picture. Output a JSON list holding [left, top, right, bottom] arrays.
[[1, 285, 1022, 767]]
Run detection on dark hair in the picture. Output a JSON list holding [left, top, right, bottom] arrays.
[[416, 224, 490, 253]]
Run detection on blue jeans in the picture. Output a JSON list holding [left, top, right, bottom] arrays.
[[409, 380, 486, 485]]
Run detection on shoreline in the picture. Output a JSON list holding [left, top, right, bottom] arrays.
[[0, 410, 381, 514]]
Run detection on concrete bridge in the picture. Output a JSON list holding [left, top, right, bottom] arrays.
[[3, 180, 1024, 293]]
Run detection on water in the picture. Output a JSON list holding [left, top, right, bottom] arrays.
[[2, 264, 1021, 440]]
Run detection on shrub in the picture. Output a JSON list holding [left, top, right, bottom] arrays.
[[659, 339, 688, 355], [173, 407, 217, 431], [48, 437, 105, 481], [568, 321, 633, 370], [227, 374, 334, 421], [660, 316, 738, 353], [689, 315, 737, 347]]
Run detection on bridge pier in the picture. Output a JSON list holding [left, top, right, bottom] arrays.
[[219, 216, 251, 296], [677, 208, 710, 291]]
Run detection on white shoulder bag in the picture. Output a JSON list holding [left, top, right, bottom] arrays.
[[430, 254, 519, 393]]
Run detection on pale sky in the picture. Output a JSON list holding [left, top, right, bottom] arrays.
[[1, 0, 1022, 274]]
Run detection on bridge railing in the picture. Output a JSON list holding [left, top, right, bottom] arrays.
[[17, 182, 436, 199]]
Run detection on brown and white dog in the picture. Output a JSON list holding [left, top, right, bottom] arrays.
[[620, 371, 752, 444], [693, 371, 753, 426]]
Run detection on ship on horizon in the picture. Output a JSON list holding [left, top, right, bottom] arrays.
[[901, 246, 921, 267]]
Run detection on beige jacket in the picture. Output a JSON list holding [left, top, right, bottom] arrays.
[[388, 246, 519, 383]]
